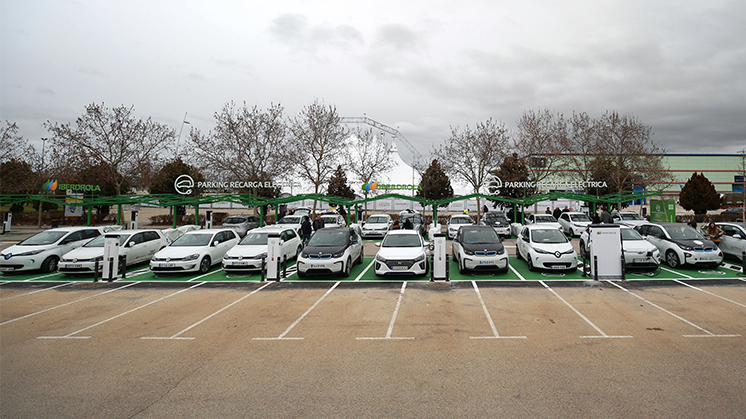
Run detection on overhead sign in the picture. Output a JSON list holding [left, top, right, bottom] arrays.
[[174, 174, 301, 195], [43, 180, 101, 192], [362, 181, 421, 192]]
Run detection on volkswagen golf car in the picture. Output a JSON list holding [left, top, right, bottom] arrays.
[[150, 229, 239, 274], [222, 226, 302, 272], [361, 214, 394, 238], [59, 229, 168, 275], [374, 230, 429, 276], [516, 225, 578, 272], [452, 225, 509, 274], [296, 227, 363, 278], [579, 226, 660, 270]]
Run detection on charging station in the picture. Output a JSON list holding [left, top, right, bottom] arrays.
[[430, 233, 448, 281], [102, 234, 120, 281], [2, 212, 11, 234], [587, 224, 624, 280], [265, 233, 282, 281], [205, 210, 213, 229], [130, 210, 138, 230]]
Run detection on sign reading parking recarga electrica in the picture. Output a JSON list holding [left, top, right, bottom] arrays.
[[174, 174, 301, 195]]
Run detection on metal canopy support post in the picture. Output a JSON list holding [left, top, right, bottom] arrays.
[[172, 207, 177, 229], [117, 204, 122, 226], [260, 206, 265, 227], [87, 206, 92, 226], [194, 204, 199, 227]]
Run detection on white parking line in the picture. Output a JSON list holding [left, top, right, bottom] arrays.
[[508, 264, 527, 280], [671, 279, 746, 309], [142, 282, 272, 340], [38, 282, 206, 339], [357, 281, 414, 340], [0, 282, 74, 301], [540, 280, 632, 339], [23, 272, 61, 282], [0, 282, 139, 327], [354, 259, 375, 281], [253, 281, 340, 341], [187, 268, 224, 282], [660, 266, 694, 279], [606, 281, 741, 338], [469, 281, 526, 339]]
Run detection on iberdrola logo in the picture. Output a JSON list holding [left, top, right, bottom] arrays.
[[44, 180, 58, 191], [362, 181, 378, 192]]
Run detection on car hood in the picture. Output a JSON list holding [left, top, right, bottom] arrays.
[[156, 246, 207, 258], [364, 223, 390, 229], [377, 246, 425, 259], [618, 220, 647, 227], [302, 245, 348, 256], [622, 240, 657, 253], [226, 244, 266, 257], [534, 222, 562, 229], [2, 244, 55, 256], [462, 242, 505, 253], [530, 242, 574, 253], [670, 238, 717, 249], [62, 247, 108, 260]]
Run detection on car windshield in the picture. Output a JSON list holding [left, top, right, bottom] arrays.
[[570, 214, 591, 222], [308, 231, 348, 246], [621, 229, 643, 241], [451, 217, 472, 224], [84, 234, 131, 247], [534, 215, 557, 223], [400, 215, 419, 223], [321, 216, 338, 223], [240, 232, 269, 245], [367, 216, 389, 223], [665, 225, 703, 240], [484, 213, 508, 223], [621, 213, 644, 220], [462, 229, 499, 244], [278, 217, 301, 224], [171, 233, 213, 247], [224, 217, 247, 224], [382, 234, 422, 248], [18, 231, 68, 246], [530, 229, 568, 244]]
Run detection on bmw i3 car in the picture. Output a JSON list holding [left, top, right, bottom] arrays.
[[452, 225, 509, 274], [516, 225, 578, 272], [222, 226, 302, 272], [296, 227, 363, 278], [150, 229, 239, 274], [479, 212, 511, 239], [635, 223, 722, 268], [374, 230, 429, 276]]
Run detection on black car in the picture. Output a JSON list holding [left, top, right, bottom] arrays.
[[721, 207, 744, 216], [399, 213, 426, 237]]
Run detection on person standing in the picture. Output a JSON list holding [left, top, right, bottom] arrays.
[[600, 206, 613, 224], [706, 222, 724, 244], [552, 207, 562, 219], [545, 207, 551, 214], [301, 216, 312, 245]]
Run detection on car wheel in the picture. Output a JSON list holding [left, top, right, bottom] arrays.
[[198, 256, 211, 274], [665, 250, 680, 268], [515, 248, 523, 261], [40, 256, 58, 273], [342, 257, 351, 278], [527, 256, 536, 271], [458, 258, 466, 274], [356, 249, 364, 265], [295, 246, 302, 260], [118, 258, 126, 274], [498, 266, 508, 274]]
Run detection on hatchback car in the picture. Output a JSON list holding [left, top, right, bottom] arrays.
[[319, 214, 346, 229], [296, 227, 363, 278], [276, 215, 305, 236], [222, 226, 303, 272], [479, 212, 511, 238], [399, 212, 427, 237], [557, 212, 593, 237], [447, 214, 475, 239], [374, 230, 429, 276], [59, 229, 169, 275], [150, 229, 239, 274], [525, 213, 563, 230], [516, 225, 578, 272], [222, 214, 261, 237], [635, 223, 723, 268], [361, 214, 394, 238], [1, 226, 111, 273], [703, 222, 746, 261], [611, 211, 647, 227], [579, 226, 660, 270], [452, 225, 509, 274]]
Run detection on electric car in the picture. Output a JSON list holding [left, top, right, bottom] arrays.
[[452, 225, 509, 274], [296, 227, 363, 278], [702, 222, 746, 261], [361, 214, 394, 238], [222, 226, 302, 272], [399, 212, 427, 237], [150, 229, 239, 274], [635, 223, 723, 268], [447, 214, 475, 239], [525, 213, 563, 230], [1, 226, 114, 273], [579, 226, 661, 269], [611, 211, 647, 227], [557, 212, 592, 237], [221, 214, 261, 237], [374, 230, 429, 276], [59, 229, 168, 275], [479, 212, 511, 239], [319, 213, 346, 229], [516, 225, 578, 272], [276, 215, 305, 236]]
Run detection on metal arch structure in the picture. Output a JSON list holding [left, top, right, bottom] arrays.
[[340, 116, 424, 167]]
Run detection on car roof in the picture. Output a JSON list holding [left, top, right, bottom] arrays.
[[523, 224, 561, 230], [106, 229, 161, 234], [717, 221, 746, 228], [386, 229, 419, 235], [45, 226, 105, 232], [450, 214, 472, 219], [185, 228, 231, 234], [253, 225, 292, 231]]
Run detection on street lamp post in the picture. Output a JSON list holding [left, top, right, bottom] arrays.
[[37, 138, 47, 228], [174, 112, 190, 156]]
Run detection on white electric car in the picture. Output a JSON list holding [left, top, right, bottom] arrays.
[[150, 229, 239, 274], [59, 229, 169, 275], [361, 214, 394, 238], [557, 212, 593, 237], [319, 213, 346, 229], [479, 212, 511, 239], [452, 225, 509, 274], [516, 225, 578, 272], [222, 226, 303, 272], [635, 223, 723, 268], [612, 211, 647, 228], [373, 230, 429, 276], [447, 214, 475, 239], [579, 226, 661, 270], [707, 222, 746, 261], [296, 227, 363, 278]]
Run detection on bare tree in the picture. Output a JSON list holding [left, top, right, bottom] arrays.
[[435, 118, 509, 219], [561, 112, 598, 184], [347, 127, 394, 215], [45, 103, 174, 195], [289, 99, 349, 214], [1, 121, 38, 166], [190, 102, 294, 195], [513, 109, 566, 185]]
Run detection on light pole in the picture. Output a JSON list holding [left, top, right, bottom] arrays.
[[37, 138, 47, 228], [174, 112, 190, 157]]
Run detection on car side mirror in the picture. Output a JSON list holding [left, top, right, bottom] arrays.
[[734, 234, 742, 239], [375, 242, 381, 247], [128, 241, 135, 247], [213, 240, 219, 247]]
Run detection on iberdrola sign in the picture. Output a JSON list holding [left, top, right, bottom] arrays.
[[362, 181, 421, 192], [43, 180, 101, 192]]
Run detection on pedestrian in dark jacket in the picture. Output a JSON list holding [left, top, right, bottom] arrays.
[[301, 216, 312, 244], [312, 215, 324, 231], [552, 207, 562, 220]]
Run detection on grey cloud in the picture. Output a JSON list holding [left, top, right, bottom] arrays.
[[268, 13, 363, 53]]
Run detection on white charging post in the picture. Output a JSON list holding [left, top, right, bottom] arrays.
[[102, 234, 120, 281], [431, 233, 448, 281], [205, 210, 213, 229], [130, 210, 138, 230], [588, 224, 624, 281], [2, 212, 11, 234], [266, 233, 282, 281]]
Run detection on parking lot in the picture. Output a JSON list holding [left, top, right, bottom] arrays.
[[2, 253, 746, 417]]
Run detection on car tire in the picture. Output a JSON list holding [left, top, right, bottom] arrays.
[[342, 257, 351, 278], [198, 256, 211, 274], [356, 249, 364, 265], [665, 250, 680, 268], [40, 256, 58, 273], [527, 256, 536, 271], [515, 248, 523, 261], [498, 266, 508, 274], [297, 270, 306, 278], [118, 258, 126, 274], [458, 258, 466, 274], [295, 246, 302, 260]]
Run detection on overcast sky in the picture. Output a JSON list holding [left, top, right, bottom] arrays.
[[2, 0, 745, 165]]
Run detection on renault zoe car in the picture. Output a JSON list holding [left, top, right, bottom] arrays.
[[447, 214, 475, 239], [635, 223, 722, 268], [516, 225, 578, 272], [452, 225, 509, 274], [59, 229, 168, 275], [374, 230, 429, 276], [150, 229, 239, 274], [222, 226, 303, 272], [579, 226, 660, 269], [296, 227, 363, 278]]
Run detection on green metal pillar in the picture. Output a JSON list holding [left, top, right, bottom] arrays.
[[520, 205, 525, 225], [433, 205, 438, 229], [87, 206, 92, 226], [117, 204, 122, 226], [274, 205, 279, 223], [260, 206, 265, 227], [172, 207, 177, 229], [346, 205, 350, 226], [195, 204, 199, 227]]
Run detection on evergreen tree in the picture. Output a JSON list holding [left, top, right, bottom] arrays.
[[416, 159, 454, 209], [680, 172, 721, 215], [327, 165, 355, 199]]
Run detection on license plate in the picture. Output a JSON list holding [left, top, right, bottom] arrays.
[[632, 258, 648, 263], [65, 264, 82, 269], [0, 267, 13, 272], [550, 265, 562, 270], [392, 266, 408, 270], [479, 260, 495, 265], [232, 261, 250, 266], [159, 263, 175, 268]]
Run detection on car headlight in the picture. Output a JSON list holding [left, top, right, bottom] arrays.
[[17, 250, 44, 257], [413, 254, 425, 262], [678, 244, 693, 251], [253, 252, 267, 259], [532, 247, 551, 254], [464, 249, 475, 255], [332, 251, 345, 258], [300, 252, 309, 259], [497, 248, 505, 255], [375, 254, 388, 262], [94, 256, 103, 262], [183, 253, 200, 261]]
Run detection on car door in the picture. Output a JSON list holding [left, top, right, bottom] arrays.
[[125, 232, 147, 264], [349, 228, 362, 260], [518, 227, 530, 258], [645, 226, 667, 252], [59, 230, 86, 254], [142, 231, 164, 261]]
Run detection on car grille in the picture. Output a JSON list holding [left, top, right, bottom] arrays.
[[474, 250, 498, 257], [152, 257, 185, 262], [308, 254, 332, 260], [385, 260, 415, 269]]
